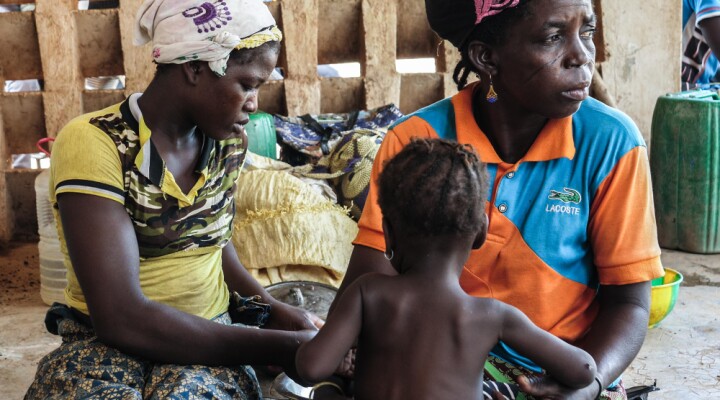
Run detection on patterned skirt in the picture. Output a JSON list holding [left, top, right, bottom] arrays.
[[24, 304, 261, 400], [483, 355, 627, 400]]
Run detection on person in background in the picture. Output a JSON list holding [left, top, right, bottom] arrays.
[[297, 138, 598, 400], [682, 0, 720, 89], [24, 1, 321, 398], [330, 0, 664, 399]]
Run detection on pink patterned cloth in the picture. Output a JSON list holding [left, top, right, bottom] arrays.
[[474, 0, 521, 24]]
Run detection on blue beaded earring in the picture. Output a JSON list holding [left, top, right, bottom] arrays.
[[486, 77, 498, 104]]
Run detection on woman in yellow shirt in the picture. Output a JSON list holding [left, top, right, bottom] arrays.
[[25, 1, 320, 398]]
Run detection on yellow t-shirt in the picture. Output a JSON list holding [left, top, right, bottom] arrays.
[[50, 94, 246, 319]]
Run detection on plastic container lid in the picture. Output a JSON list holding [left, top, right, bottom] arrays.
[[40, 285, 66, 306]]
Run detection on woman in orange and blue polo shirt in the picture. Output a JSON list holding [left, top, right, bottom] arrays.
[[333, 1, 664, 399]]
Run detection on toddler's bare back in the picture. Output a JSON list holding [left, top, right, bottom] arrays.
[[351, 274, 503, 400]]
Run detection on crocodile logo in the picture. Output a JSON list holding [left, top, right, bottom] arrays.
[[548, 188, 581, 204]]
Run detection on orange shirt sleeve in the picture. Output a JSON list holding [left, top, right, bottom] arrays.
[[589, 146, 664, 284], [354, 117, 438, 251]]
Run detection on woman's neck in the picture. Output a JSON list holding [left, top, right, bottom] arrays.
[[136, 78, 203, 193], [138, 79, 198, 148], [471, 87, 548, 164]]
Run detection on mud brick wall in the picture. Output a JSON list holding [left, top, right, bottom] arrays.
[[0, 0, 681, 243], [0, 0, 460, 242]]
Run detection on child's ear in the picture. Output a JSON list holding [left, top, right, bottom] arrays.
[[472, 213, 489, 250]]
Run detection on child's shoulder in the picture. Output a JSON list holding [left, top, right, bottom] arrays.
[[361, 272, 404, 289], [340, 273, 406, 316], [354, 271, 391, 285], [466, 296, 513, 319], [467, 297, 535, 330], [346, 272, 395, 295]]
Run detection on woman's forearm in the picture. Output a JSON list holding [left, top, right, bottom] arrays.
[[574, 281, 651, 388], [221, 243, 275, 301], [59, 194, 306, 368], [94, 296, 305, 368], [519, 281, 652, 399]]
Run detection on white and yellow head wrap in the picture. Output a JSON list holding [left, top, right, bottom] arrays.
[[135, 0, 282, 76]]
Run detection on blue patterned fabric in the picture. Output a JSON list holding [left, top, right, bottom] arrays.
[[274, 104, 403, 163], [25, 304, 261, 400]]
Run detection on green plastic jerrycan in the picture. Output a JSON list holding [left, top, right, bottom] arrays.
[[245, 111, 277, 159], [650, 88, 720, 253]]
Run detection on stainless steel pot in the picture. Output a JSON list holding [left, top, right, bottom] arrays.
[[265, 281, 338, 320]]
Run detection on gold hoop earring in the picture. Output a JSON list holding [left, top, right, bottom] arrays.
[[384, 249, 394, 261], [487, 77, 498, 103]]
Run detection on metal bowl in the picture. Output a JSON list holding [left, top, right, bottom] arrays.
[[265, 373, 313, 400], [265, 281, 338, 320]]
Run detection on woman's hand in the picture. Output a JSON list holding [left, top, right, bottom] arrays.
[[518, 375, 600, 400], [220, 245, 324, 332], [264, 300, 324, 332]]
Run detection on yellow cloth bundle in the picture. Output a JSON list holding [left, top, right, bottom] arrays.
[[233, 168, 358, 287]]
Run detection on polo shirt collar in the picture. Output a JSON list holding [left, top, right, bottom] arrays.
[[451, 83, 576, 164], [120, 94, 215, 187]]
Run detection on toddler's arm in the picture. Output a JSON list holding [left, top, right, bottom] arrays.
[[295, 279, 364, 383], [498, 302, 597, 388]]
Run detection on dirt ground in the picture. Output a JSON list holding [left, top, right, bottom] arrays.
[[1, 242, 719, 399]]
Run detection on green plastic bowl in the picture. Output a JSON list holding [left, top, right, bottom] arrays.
[[648, 268, 683, 328]]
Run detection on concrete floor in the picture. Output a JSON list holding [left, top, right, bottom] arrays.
[[1, 242, 719, 399]]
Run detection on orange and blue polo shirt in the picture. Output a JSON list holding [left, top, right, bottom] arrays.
[[355, 83, 663, 371]]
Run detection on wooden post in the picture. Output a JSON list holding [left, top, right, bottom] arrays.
[[118, 0, 154, 95], [0, 177, 10, 244], [35, 0, 83, 137], [361, 0, 400, 109], [281, 0, 321, 116], [437, 40, 462, 98], [0, 98, 10, 243]]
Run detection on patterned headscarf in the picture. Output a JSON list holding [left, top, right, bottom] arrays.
[[425, 0, 522, 48], [135, 0, 282, 76], [475, 0, 521, 23]]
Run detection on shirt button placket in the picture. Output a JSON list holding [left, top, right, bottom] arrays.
[[496, 170, 514, 214]]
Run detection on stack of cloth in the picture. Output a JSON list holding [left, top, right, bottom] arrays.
[[232, 154, 358, 287], [233, 105, 404, 286]]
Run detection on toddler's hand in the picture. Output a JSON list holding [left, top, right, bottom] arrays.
[[334, 348, 355, 378], [518, 374, 597, 400]]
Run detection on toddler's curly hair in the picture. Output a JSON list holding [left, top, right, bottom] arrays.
[[377, 138, 489, 236]]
